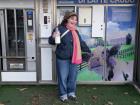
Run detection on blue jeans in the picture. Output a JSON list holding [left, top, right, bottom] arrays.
[[56, 58, 78, 98]]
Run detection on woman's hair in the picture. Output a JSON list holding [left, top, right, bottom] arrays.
[[60, 12, 78, 26]]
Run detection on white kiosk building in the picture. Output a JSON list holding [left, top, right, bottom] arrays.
[[0, 0, 140, 86]]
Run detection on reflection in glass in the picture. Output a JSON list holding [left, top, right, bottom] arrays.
[[16, 10, 25, 56], [7, 9, 16, 56]]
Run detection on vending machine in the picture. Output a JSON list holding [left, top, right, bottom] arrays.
[[0, 0, 36, 82]]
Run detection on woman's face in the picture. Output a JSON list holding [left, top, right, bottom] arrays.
[[67, 16, 77, 26]]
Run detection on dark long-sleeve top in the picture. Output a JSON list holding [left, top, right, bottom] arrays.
[[48, 25, 91, 60]]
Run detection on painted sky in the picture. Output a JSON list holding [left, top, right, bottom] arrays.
[[107, 6, 137, 42]]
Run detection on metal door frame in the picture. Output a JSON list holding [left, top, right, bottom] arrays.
[[0, 10, 2, 82], [0, 10, 6, 82], [5, 9, 27, 71], [0, 10, 7, 71]]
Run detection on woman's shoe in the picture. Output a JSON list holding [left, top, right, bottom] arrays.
[[60, 97, 69, 103], [68, 95, 77, 101]]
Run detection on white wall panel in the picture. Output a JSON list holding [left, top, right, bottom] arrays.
[[41, 48, 52, 80], [1, 72, 36, 81], [92, 5, 105, 38]]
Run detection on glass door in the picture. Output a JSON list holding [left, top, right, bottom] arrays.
[[0, 9, 28, 71], [6, 9, 25, 70]]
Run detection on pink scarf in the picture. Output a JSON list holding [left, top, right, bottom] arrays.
[[66, 24, 82, 64]]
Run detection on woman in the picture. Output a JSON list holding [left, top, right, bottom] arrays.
[[48, 12, 91, 102]]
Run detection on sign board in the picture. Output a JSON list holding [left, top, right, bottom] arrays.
[[57, 0, 137, 5], [10, 63, 24, 69]]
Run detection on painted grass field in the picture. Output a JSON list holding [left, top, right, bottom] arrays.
[[77, 45, 134, 81]]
